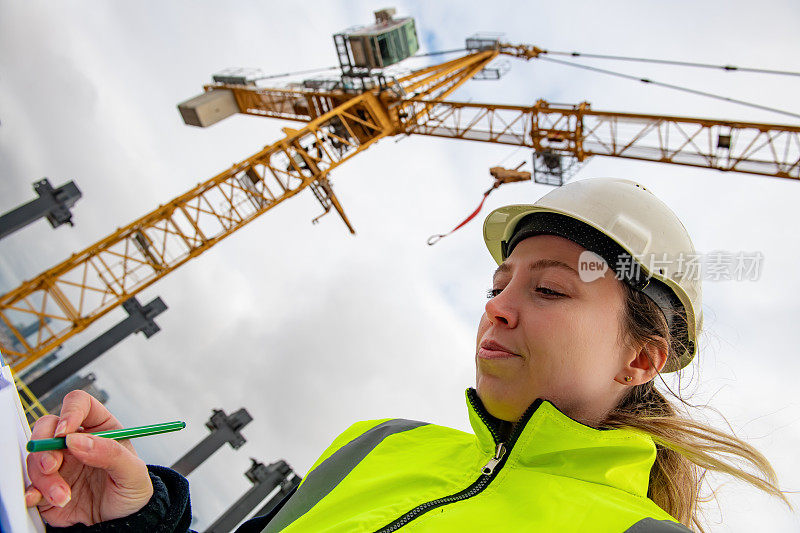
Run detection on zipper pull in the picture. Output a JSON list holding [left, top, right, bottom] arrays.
[[481, 442, 506, 476]]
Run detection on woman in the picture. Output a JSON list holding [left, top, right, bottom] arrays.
[[25, 178, 789, 532]]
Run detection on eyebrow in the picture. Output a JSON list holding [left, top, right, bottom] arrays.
[[493, 259, 579, 281]]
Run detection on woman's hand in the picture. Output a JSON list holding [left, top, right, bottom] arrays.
[[24, 390, 154, 527]]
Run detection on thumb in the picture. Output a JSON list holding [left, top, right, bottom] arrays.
[[66, 434, 150, 492]]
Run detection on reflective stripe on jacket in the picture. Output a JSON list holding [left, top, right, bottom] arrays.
[[264, 388, 690, 532]]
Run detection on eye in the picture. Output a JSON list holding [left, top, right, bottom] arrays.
[[486, 288, 503, 299], [536, 286, 565, 297]]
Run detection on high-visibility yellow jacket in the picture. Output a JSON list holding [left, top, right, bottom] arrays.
[[263, 388, 690, 532]]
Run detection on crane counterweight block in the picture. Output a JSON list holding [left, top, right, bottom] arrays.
[[178, 89, 239, 128]]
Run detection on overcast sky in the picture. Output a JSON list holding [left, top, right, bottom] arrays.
[[2, 0, 799, 530]]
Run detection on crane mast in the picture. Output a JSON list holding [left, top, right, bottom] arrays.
[[2, 30, 799, 417]]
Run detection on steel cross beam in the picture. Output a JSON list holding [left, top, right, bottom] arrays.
[[171, 408, 253, 477], [0, 179, 82, 240]]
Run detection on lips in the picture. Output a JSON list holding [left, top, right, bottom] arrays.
[[478, 339, 519, 358]]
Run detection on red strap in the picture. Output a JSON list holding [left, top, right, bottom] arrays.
[[427, 189, 494, 245]]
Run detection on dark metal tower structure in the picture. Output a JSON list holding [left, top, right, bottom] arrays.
[[0, 178, 81, 240], [204, 458, 300, 533], [171, 408, 253, 477], [24, 296, 167, 398]]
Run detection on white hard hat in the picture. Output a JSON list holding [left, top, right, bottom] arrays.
[[483, 178, 702, 372]]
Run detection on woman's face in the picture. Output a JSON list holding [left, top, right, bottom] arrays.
[[475, 234, 632, 426]]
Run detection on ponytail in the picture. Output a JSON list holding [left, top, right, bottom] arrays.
[[602, 284, 790, 531]]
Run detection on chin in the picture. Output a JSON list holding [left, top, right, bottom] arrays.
[[476, 379, 523, 422], [486, 403, 519, 422]]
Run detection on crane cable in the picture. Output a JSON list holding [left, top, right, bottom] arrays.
[[539, 49, 800, 78], [258, 49, 467, 78], [537, 56, 800, 121], [413, 48, 468, 57], [405, 46, 800, 119], [253, 66, 341, 81], [256, 50, 467, 83]]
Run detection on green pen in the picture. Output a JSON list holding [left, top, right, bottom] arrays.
[[26, 421, 186, 452]]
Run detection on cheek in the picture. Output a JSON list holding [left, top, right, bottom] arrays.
[[476, 313, 490, 343], [520, 305, 569, 348], [560, 304, 624, 371], [525, 303, 618, 367]]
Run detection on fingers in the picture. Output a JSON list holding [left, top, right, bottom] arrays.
[[55, 390, 122, 436], [31, 414, 60, 441], [66, 434, 151, 493], [24, 486, 43, 507], [27, 457, 71, 508], [27, 415, 70, 507], [30, 415, 65, 473]]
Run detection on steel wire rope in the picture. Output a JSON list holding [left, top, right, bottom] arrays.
[[254, 66, 341, 80], [537, 56, 800, 121], [539, 49, 800, 78], [257, 50, 468, 82]]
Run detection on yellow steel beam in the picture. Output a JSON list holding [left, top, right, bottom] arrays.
[[396, 98, 800, 180], [392, 51, 499, 131], [497, 43, 546, 60], [15, 372, 48, 425], [217, 84, 355, 123], [398, 50, 497, 96]]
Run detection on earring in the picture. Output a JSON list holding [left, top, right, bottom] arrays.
[[624, 376, 632, 383]]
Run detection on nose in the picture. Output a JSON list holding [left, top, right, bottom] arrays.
[[485, 287, 518, 328]]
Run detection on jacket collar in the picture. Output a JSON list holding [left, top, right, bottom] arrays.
[[465, 388, 656, 498]]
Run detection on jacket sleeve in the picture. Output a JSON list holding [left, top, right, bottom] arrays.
[[44, 465, 194, 533]]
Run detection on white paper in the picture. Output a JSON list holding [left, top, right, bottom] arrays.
[[0, 357, 46, 533]]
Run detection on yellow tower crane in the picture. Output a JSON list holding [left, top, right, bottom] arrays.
[[1, 11, 798, 421]]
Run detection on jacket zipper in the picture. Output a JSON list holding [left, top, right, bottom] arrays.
[[372, 394, 543, 532]]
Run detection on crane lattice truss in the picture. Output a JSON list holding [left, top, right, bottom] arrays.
[[0, 49, 497, 373], [2, 46, 799, 378], [400, 99, 800, 178]]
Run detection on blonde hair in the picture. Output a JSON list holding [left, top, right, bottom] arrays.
[[601, 284, 792, 531]]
